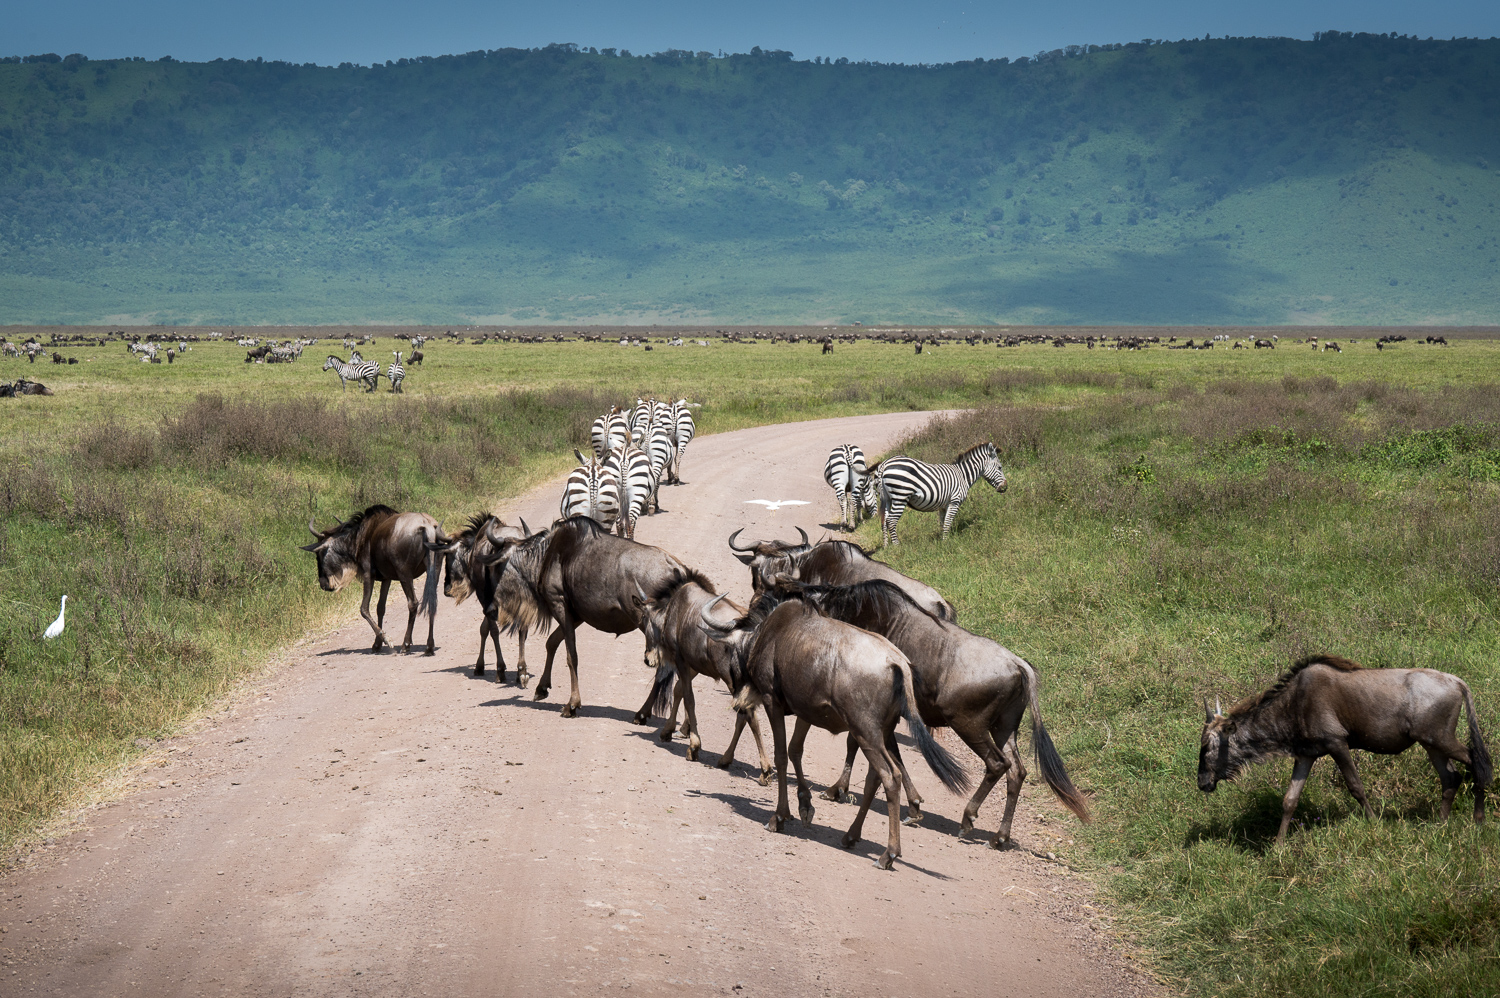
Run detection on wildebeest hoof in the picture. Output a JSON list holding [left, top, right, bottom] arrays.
[[533, 687, 549, 700], [840, 832, 859, 849], [634, 710, 651, 725], [423, 648, 435, 657], [874, 851, 896, 871], [799, 805, 816, 825], [766, 815, 785, 833], [758, 768, 773, 787], [820, 787, 844, 802], [561, 704, 578, 718], [473, 664, 486, 677], [902, 814, 924, 827], [714, 755, 733, 770], [988, 834, 1009, 850], [686, 746, 699, 762], [654, 723, 671, 739]]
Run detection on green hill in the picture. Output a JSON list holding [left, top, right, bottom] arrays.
[[2, 33, 1498, 325]]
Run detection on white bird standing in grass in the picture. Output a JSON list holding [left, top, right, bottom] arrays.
[[42, 595, 67, 639]]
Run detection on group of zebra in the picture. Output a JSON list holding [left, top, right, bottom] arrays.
[[824, 441, 1008, 545], [560, 398, 698, 539], [321, 349, 409, 393]]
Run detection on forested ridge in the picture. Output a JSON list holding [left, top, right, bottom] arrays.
[[1, 32, 1497, 324]]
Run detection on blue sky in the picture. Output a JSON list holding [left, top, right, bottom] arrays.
[[10, 1, 1499, 67]]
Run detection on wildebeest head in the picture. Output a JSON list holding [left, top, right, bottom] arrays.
[[300, 505, 398, 592], [1197, 698, 1235, 792], [726, 527, 810, 591]]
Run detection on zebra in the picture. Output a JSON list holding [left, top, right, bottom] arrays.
[[823, 443, 877, 531], [592, 406, 627, 460], [669, 399, 696, 484], [630, 397, 654, 440], [603, 442, 653, 539], [388, 351, 406, 393], [606, 408, 631, 455], [875, 442, 1008, 545], [560, 449, 621, 530], [322, 354, 379, 392], [643, 421, 676, 513]]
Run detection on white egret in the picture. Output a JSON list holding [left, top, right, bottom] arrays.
[[42, 595, 67, 639], [743, 499, 811, 511]]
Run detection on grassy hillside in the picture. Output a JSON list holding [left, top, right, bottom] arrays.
[[1, 32, 1498, 324]]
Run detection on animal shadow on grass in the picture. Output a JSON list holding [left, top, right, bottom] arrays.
[[1184, 787, 1364, 854], [698, 789, 956, 878]]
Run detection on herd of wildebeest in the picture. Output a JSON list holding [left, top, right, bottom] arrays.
[[297, 399, 1492, 868]]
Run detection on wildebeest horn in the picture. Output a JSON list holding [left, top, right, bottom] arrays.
[[796, 526, 809, 546], [1215, 697, 1223, 717], [699, 594, 734, 632], [308, 519, 321, 538], [1204, 698, 1213, 724], [519, 517, 532, 537], [727, 528, 756, 552]]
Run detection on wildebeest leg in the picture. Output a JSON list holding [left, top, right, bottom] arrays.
[[558, 611, 584, 718], [473, 617, 490, 676], [1329, 746, 1375, 820], [844, 740, 903, 870], [788, 716, 815, 825], [397, 576, 419, 655], [361, 579, 390, 653], [885, 732, 925, 825], [534, 628, 566, 701], [513, 627, 529, 688], [651, 675, 684, 740], [765, 704, 790, 833], [954, 725, 1005, 839], [992, 733, 1028, 847], [1425, 745, 1462, 821], [821, 735, 859, 802], [719, 706, 773, 786], [1276, 755, 1317, 844], [678, 674, 702, 761]]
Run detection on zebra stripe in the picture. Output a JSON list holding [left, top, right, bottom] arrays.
[[387, 352, 406, 393], [823, 443, 875, 531], [875, 442, 1007, 545], [644, 422, 675, 513], [671, 400, 696, 484], [603, 443, 653, 539], [322, 354, 380, 392], [561, 450, 621, 529], [630, 398, 654, 440]]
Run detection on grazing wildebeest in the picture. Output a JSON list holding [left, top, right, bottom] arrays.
[[429, 513, 534, 679], [302, 505, 444, 655], [633, 582, 774, 784], [771, 577, 1091, 845], [698, 589, 970, 869], [1254, 338, 1275, 349], [727, 529, 956, 620], [519, 516, 715, 717], [1199, 654, 1493, 843]]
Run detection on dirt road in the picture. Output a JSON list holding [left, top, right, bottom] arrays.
[[2, 411, 1155, 997]]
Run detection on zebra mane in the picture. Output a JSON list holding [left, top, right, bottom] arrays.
[[957, 442, 996, 463]]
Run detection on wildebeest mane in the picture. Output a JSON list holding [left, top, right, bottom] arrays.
[[331, 503, 398, 537], [791, 578, 941, 628], [1230, 653, 1366, 717], [645, 565, 716, 602]]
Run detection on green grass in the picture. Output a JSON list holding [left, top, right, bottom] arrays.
[[862, 366, 1500, 996]]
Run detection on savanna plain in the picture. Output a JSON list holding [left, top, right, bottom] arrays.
[[2, 326, 1499, 996]]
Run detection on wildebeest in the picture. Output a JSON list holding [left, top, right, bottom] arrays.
[[1198, 654, 1492, 843], [513, 516, 715, 717], [430, 514, 533, 679], [1254, 338, 1275, 349], [302, 504, 444, 655], [698, 589, 970, 870], [727, 529, 956, 620], [770, 577, 1091, 846], [633, 582, 774, 784]]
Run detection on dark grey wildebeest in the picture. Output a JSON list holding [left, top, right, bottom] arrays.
[[428, 513, 531, 679], [632, 583, 774, 785], [302, 504, 443, 654], [493, 515, 714, 718], [770, 577, 1090, 846], [699, 589, 970, 870], [1199, 653, 1493, 843], [727, 529, 955, 621]]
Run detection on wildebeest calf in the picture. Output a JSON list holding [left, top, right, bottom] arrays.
[[1199, 654, 1492, 843]]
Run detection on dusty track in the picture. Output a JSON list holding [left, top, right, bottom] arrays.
[[2, 411, 1155, 997]]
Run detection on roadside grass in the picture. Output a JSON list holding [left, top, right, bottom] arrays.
[[865, 376, 1500, 997]]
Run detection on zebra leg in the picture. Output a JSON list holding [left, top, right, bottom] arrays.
[[942, 499, 963, 539], [882, 499, 907, 546]]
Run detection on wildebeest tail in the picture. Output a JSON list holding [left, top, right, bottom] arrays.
[[1462, 681, 1494, 787], [419, 526, 441, 626], [894, 660, 970, 794], [1019, 658, 1091, 823], [646, 661, 676, 718]]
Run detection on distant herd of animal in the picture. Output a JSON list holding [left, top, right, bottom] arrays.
[[297, 418, 1491, 868]]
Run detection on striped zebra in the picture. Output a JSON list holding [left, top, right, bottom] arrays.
[[823, 443, 876, 531], [875, 442, 1007, 545], [387, 352, 406, 393], [606, 408, 631, 455], [669, 399, 696, 484], [603, 443, 653, 539], [642, 421, 676, 513], [560, 449, 621, 530], [630, 398, 655, 440], [590, 410, 613, 460], [322, 354, 380, 392]]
